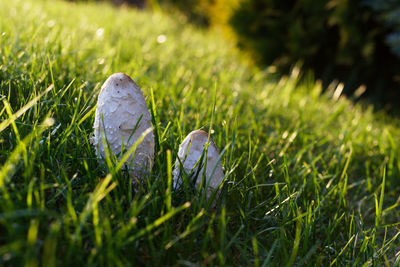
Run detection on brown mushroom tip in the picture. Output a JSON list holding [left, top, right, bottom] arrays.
[[109, 72, 135, 85], [189, 129, 219, 151], [115, 72, 135, 82], [191, 129, 209, 137], [99, 73, 141, 94]]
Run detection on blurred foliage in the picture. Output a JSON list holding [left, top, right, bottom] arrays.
[[157, 0, 210, 25], [64, 0, 400, 105], [365, 0, 400, 57], [157, 0, 239, 28], [158, 0, 400, 106], [229, 0, 400, 105]]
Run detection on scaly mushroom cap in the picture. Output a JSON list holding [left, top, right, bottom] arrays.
[[173, 130, 225, 192], [93, 73, 154, 181]]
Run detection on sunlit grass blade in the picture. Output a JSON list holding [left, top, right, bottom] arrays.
[[0, 117, 54, 187], [0, 84, 53, 133], [124, 202, 191, 244]]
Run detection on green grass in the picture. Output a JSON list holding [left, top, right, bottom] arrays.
[[0, 0, 399, 265]]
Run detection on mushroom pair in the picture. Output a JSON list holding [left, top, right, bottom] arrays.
[[92, 73, 225, 194]]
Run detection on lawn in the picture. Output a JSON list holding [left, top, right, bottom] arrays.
[[0, 0, 399, 265]]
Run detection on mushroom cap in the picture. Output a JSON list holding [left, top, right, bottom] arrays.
[[173, 130, 225, 192], [93, 73, 154, 181]]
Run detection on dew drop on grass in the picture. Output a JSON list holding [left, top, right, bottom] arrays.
[[43, 118, 55, 127], [157, 34, 167, 43], [96, 28, 104, 40], [47, 20, 55, 28]]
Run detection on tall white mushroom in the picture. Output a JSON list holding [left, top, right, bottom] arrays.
[[173, 130, 225, 195], [92, 73, 154, 182]]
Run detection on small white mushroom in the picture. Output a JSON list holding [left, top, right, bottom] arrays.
[[92, 73, 154, 182], [173, 130, 225, 195]]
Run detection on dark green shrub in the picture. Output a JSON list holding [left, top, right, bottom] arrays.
[[229, 0, 400, 104], [366, 0, 400, 57]]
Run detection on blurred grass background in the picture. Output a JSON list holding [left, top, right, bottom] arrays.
[[70, 0, 400, 111]]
